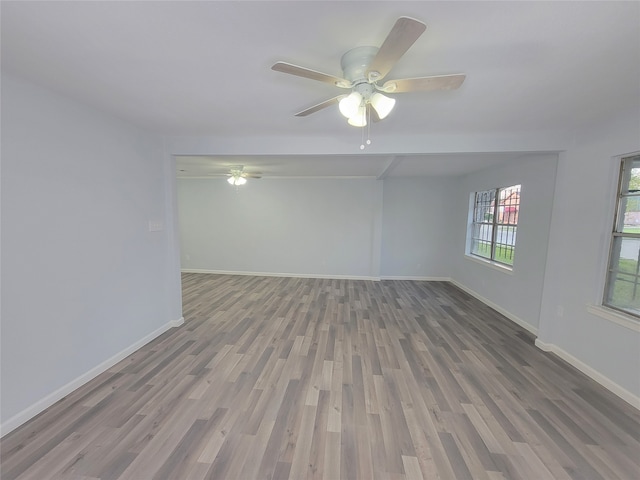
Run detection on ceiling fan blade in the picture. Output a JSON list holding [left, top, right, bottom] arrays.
[[381, 74, 466, 93], [272, 62, 352, 88], [366, 17, 426, 82], [294, 95, 347, 117]]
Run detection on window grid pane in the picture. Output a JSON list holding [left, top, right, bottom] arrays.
[[494, 225, 517, 265], [604, 156, 640, 319], [471, 190, 495, 259], [471, 224, 493, 259], [469, 184, 520, 267]]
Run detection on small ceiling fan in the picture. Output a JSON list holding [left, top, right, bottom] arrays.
[[272, 17, 465, 127], [208, 165, 262, 186]]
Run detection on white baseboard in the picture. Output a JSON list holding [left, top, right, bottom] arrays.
[[181, 268, 380, 281], [182, 270, 453, 283], [448, 279, 538, 335], [380, 275, 451, 281], [535, 339, 640, 410], [449, 280, 638, 409], [0, 317, 185, 437]]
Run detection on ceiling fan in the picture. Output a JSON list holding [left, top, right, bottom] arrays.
[[272, 17, 465, 128], [209, 165, 262, 186]]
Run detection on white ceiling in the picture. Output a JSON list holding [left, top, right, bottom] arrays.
[[2, 1, 639, 178]]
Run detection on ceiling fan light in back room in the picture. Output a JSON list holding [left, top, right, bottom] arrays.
[[227, 175, 247, 186]]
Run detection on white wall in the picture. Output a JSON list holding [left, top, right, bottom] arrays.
[[380, 176, 456, 279], [177, 177, 383, 278], [449, 154, 559, 333], [178, 175, 460, 281], [0, 75, 182, 433], [537, 112, 640, 403]]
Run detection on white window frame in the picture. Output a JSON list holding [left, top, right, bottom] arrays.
[[602, 153, 640, 320], [467, 184, 521, 269]]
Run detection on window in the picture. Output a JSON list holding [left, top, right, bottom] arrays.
[[604, 154, 640, 318], [469, 184, 521, 267]]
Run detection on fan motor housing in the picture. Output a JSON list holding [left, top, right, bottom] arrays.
[[340, 46, 379, 83]]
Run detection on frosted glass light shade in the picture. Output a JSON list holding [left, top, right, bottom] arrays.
[[339, 91, 363, 119], [227, 176, 247, 186], [370, 92, 395, 119], [347, 105, 367, 127]]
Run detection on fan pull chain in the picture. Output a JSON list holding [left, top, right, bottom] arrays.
[[367, 106, 372, 146], [360, 105, 372, 150]]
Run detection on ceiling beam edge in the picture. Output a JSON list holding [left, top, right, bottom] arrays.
[[377, 156, 402, 180]]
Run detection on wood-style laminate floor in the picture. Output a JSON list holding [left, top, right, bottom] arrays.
[[2, 273, 639, 479]]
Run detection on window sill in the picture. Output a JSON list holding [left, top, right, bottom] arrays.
[[464, 254, 514, 274], [586, 304, 640, 332]]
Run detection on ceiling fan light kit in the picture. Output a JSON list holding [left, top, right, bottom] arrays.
[[227, 175, 247, 186], [218, 166, 261, 186], [369, 92, 395, 119], [337, 47, 397, 125], [347, 105, 368, 127], [337, 84, 395, 125], [271, 16, 466, 147], [338, 91, 363, 119]]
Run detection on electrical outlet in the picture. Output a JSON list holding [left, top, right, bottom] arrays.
[[148, 220, 164, 232]]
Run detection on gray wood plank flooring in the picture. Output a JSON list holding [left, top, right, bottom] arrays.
[[2, 273, 639, 479]]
